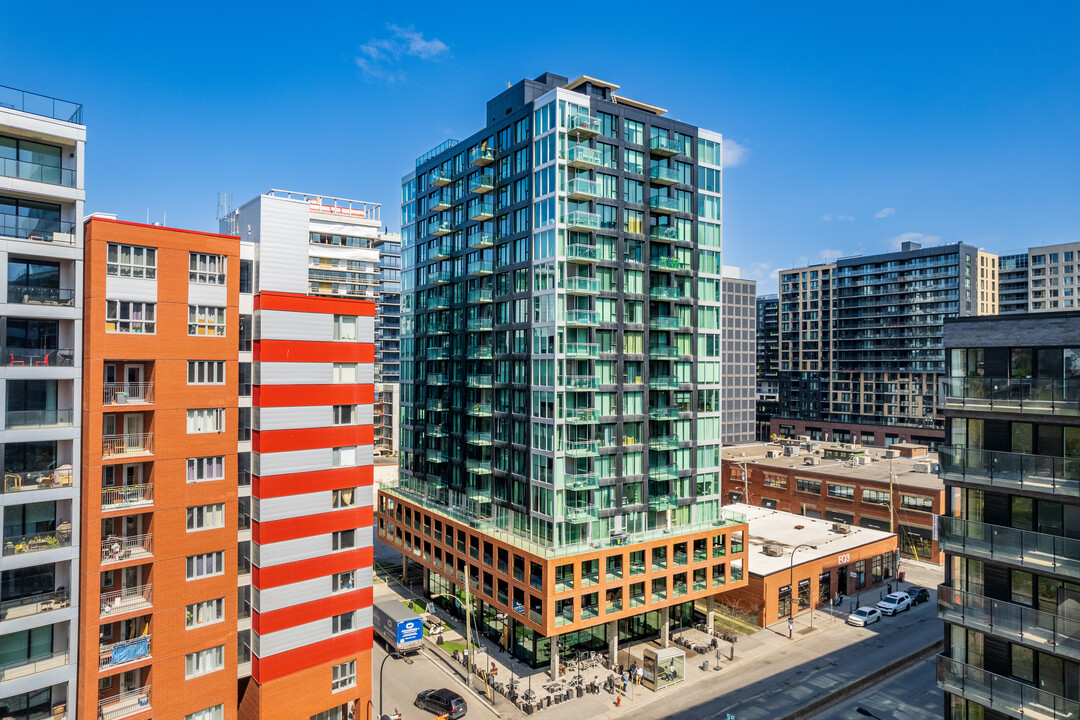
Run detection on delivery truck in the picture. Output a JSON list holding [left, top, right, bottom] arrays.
[[373, 600, 424, 654]]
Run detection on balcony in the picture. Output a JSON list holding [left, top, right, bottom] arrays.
[[650, 435, 680, 451], [468, 289, 493, 304], [565, 440, 600, 458], [0, 215, 77, 245], [565, 505, 598, 523], [467, 374, 493, 389], [470, 146, 494, 166], [566, 309, 599, 326], [566, 243, 599, 263], [566, 210, 601, 232], [2, 525, 71, 556], [567, 146, 601, 169], [650, 346, 680, 359], [430, 221, 452, 236], [6, 409, 74, 430], [431, 169, 452, 187], [431, 194, 452, 212], [101, 484, 154, 512], [100, 584, 153, 618], [649, 465, 679, 481], [650, 256, 687, 272], [467, 403, 492, 417], [99, 686, 152, 720], [103, 383, 154, 406], [466, 431, 492, 446], [426, 398, 450, 411], [429, 271, 453, 285], [100, 533, 153, 565], [3, 464, 73, 493], [467, 318, 493, 332], [427, 451, 448, 464], [937, 655, 1078, 720], [649, 136, 682, 156], [0, 156, 77, 188], [649, 376, 680, 390], [426, 424, 448, 438], [648, 495, 678, 512], [565, 342, 599, 359], [650, 406, 681, 420], [8, 285, 76, 307], [937, 516, 1080, 577], [427, 322, 449, 336], [4, 348, 75, 368], [469, 202, 494, 222], [467, 346, 492, 360], [649, 166, 680, 186], [99, 636, 152, 671], [567, 114, 601, 139], [937, 584, 1080, 661], [426, 347, 449, 360], [427, 296, 450, 310], [566, 276, 599, 295], [0, 649, 69, 682], [469, 232, 494, 249], [0, 588, 69, 621], [469, 175, 494, 194], [431, 243, 454, 260], [567, 178, 599, 201], [939, 446, 1080, 497], [650, 226, 680, 243], [940, 377, 1080, 416], [650, 316, 680, 331], [565, 472, 600, 490], [649, 196, 681, 215], [565, 408, 597, 424], [469, 260, 493, 276], [466, 459, 492, 475], [566, 375, 600, 391]]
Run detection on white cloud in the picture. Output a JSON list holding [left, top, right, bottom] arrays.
[[722, 138, 749, 168], [821, 214, 832, 222], [741, 261, 781, 292], [888, 232, 941, 251], [820, 249, 844, 261], [837, 215, 855, 222], [356, 25, 449, 82], [874, 207, 896, 219]]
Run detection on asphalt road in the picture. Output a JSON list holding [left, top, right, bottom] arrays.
[[372, 637, 502, 720], [807, 654, 941, 720]]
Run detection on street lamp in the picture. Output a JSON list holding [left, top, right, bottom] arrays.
[[856, 707, 884, 720], [788, 543, 817, 639], [379, 651, 403, 720]]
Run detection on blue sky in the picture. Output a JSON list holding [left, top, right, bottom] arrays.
[[4, 1, 1078, 292]]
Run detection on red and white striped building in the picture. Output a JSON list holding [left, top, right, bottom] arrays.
[[227, 192, 377, 720]]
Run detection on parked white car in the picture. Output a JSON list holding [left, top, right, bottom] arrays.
[[846, 606, 882, 626], [876, 591, 913, 616]]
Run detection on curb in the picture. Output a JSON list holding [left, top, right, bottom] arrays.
[[774, 639, 944, 720], [421, 640, 504, 718]]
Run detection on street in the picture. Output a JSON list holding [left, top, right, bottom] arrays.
[[807, 655, 941, 720]]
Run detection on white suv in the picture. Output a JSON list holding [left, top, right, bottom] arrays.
[[876, 591, 912, 616]]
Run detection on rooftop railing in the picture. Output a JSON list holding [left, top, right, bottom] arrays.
[[0, 84, 83, 123]]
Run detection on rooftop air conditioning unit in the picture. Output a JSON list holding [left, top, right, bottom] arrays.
[[763, 544, 784, 557], [913, 462, 932, 473], [884, 449, 900, 459], [784, 445, 801, 457], [804, 456, 820, 466], [832, 523, 852, 534], [766, 449, 783, 458], [796, 435, 810, 442]]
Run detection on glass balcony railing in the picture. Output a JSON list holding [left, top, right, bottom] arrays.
[[649, 135, 682, 156], [937, 584, 1080, 661], [426, 347, 449, 360], [650, 316, 680, 331], [5, 348, 75, 367], [467, 318, 493, 332], [649, 465, 679, 481], [649, 196, 681, 214], [469, 202, 494, 221], [565, 505, 598, 523], [565, 472, 600, 491], [937, 516, 1080, 576], [431, 195, 452, 211], [565, 408, 597, 424], [650, 346, 680, 359], [565, 440, 600, 458], [0, 588, 69, 622], [466, 431, 492, 446], [937, 655, 1079, 720], [8, 285, 76, 306], [431, 169, 452, 186], [565, 342, 599, 359], [650, 406, 681, 420], [427, 322, 449, 335], [0, 215, 77, 245], [566, 276, 599, 294], [649, 166, 680, 185], [3, 528, 71, 556], [566, 375, 600, 391], [427, 374, 449, 385], [469, 175, 494, 194], [426, 424, 447, 437], [469, 146, 495, 166], [650, 256, 687, 272], [467, 346, 492, 360], [0, 84, 83, 123], [0, 649, 70, 682], [567, 114, 601, 138], [466, 459, 492, 475], [0, 157, 76, 188], [468, 288, 493, 304], [430, 221, 452, 236], [649, 226, 680, 242], [649, 376, 680, 390], [566, 309, 599, 326], [566, 243, 599, 263], [467, 403, 492, 417], [5, 409, 74, 430], [650, 285, 681, 301], [427, 451, 448, 463], [566, 210, 601, 232], [429, 271, 452, 285], [648, 495, 678, 511], [567, 146, 602, 169], [467, 374, 493, 389], [650, 435, 680, 451], [567, 177, 599, 200], [939, 446, 1080, 498], [940, 377, 1080, 416], [426, 296, 450, 309], [431, 243, 454, 259], [469, 232, 494, 249], [468, 260, 493, 276], [426, 398, 449, 411]]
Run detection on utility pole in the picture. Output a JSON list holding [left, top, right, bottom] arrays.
[[465, 582, 474, 681]]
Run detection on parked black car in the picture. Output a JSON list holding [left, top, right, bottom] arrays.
[[906, 586, 931, 605], [415, 688, 468, 719]]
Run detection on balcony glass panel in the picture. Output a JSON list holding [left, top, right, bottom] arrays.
[[937, 516, 1080, 576], [941, 377, 1080, 416], [939, 446, 1080, 498], [937, 655, 1079, 720], [566, 243, 599, 262], [566, 211, 601, 232]]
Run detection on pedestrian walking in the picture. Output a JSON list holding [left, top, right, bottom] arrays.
[[635, 665, 644, 685], [621, 670, 629, 692], [630, 661, 638, 685]]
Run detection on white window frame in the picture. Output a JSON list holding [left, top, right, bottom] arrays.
[[187, 503, 226, 531], [105, 300, 156, 334], [189, 253, 227, 285], [187, 456, 225, 482], [188, 305, 227, 337], [333, 363, 358, 383], [186, 598, 225, 629], [332, 446, 357, 467], [332, 404, 358, 425], [186, 551, 225, 580], [331, 611, 356, 634], [106, 243, 157, 278], [334, 315, 358, 341], [332, 571, 356, 592], [187, 408, 225, 434], [332, 488, 356, 509], [184, 646, 225, 679], [188, 361, 226, 384], [332, 660, 357, 691]]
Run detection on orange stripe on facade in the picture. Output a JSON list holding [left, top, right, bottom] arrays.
[[253, 384, 375, 407], [254, 340, 375, 364], [253, 586, 373, 635], [253, 465, 373, 498], [252, 628, 373, 684], [253, 507, 373, 545], [254, 290, 376, 316], [252, 424, 373, 453], [253, 546, 373, 589]]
